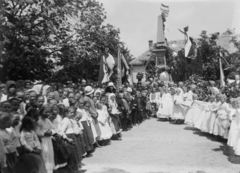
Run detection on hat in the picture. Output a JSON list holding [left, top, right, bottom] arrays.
[[200, 30, 207, 37], [127, 87, 132, 93], [107, 82, 115, 88], [178, 82, 184, 86], [191, 84, 196, 89], [84, 86, 94, 96]]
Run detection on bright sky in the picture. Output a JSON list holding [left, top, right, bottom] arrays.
[[97, 0, 240, 58]]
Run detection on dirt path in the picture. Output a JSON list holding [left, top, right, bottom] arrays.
[[79, 118, 240, 173]]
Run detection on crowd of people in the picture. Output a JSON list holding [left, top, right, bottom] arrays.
[[0, 79, 153, 173], [148, 74, 240, 158], [0, 74, 240, 173]]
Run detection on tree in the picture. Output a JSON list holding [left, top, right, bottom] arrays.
[[0, 0, 133, 82]]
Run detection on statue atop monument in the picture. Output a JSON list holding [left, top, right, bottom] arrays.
[[157, 4, 169, 44]]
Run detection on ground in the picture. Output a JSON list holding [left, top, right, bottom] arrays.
[[59, 118, 240, 173]]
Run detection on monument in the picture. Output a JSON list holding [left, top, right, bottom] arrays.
[[152, 13, 167, 69]]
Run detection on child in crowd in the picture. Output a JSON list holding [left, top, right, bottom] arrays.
[[61, 106, 81, 172], [108, 93, 122, 140], [0, 112, 16, 173], [36, 105, 55, 173], [96, 102, 112, 145], [77, 99, 94, 155], [0, 101, 11, 113]]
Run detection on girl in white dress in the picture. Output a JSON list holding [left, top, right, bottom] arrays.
[[213, 95, 231, 139], [96, 102, 113, 142], [171, 89, 184, 124], [233, 104, 240, 155], [185, 94, 201, 127], [208, 94, 221, 134], [158, 88, 173, 120], [227, 99, 238, 147], [200, 95, 215, 132], [36, 105, 55, 173]]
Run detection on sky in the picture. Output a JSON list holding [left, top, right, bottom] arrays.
[[97, 0, 240, 58]]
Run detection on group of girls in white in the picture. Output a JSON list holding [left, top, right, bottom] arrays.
[[0, 80, 142, 173], [149, 80, 240, 157]]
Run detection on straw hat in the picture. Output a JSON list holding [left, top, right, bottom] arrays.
[[84, 86, 94, 96]]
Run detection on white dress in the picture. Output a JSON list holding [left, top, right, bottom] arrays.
[[208, 101, 221, 134], [200, 102, 213, 132], [172, 94, 184, 120], [213, 102, 231, 139], [227, 109, 238, 147], [158, 93, 173, 118], [233, 109, 240, 155], [102, 105, 117, 135], [36, 118, 55, 173], [194, 103, 208, 129], [97, 109, 113, 140], [185, 100, 202, 127]]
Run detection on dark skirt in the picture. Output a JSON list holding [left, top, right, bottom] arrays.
[[110, 114, 121, 132], [66, 134, 81, 171], [13, 153, 47, 173], [52, 136, 72, 165], [75, 134, 86, 157], [81, 121, 94, 152]]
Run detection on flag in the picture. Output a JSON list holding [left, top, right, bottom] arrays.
[[219, 52, 225, 87], [160, 3, 169, 17], [98, 55, 109, 85], [185, 35, 192, 58], [117, 47, 122, 88], [178, 27, 193, 58], [105, 53, 116, 79]]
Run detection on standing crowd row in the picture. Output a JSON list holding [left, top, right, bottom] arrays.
[[148, 80, 240, 157], [0, 80, 153, 173]]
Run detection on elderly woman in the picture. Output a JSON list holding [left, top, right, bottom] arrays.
[[213, 94, 232, 139]]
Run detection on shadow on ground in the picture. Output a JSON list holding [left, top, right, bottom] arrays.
[[183, 127, 240, 165], [213, 145, 240, 165]]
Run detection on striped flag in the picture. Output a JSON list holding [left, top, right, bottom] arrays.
[[219, 51, 225, 87], [98, 55, 110, 85], [160, 3, 169, 17]]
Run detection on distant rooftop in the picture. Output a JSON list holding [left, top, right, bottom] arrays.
[[130, 33, 240, 66]]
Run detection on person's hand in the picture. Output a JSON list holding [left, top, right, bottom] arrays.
[[44, 130, 52, 136], [32, 148, 41, 154], [67, 138, 74, 143]]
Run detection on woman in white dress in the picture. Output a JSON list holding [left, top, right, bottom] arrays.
[[171, 89, 184, 124]]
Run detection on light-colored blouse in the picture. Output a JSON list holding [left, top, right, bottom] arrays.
[[20, 130, 41, 152]]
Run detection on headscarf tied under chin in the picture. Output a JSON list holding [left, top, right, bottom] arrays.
[[108, 93, 119, 114], [32, 84, 51, 96], [94, 89, 102, 97], [108, 93, 116, 104]]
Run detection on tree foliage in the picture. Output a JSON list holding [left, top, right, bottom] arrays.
[[0, 0, 133, 82]]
